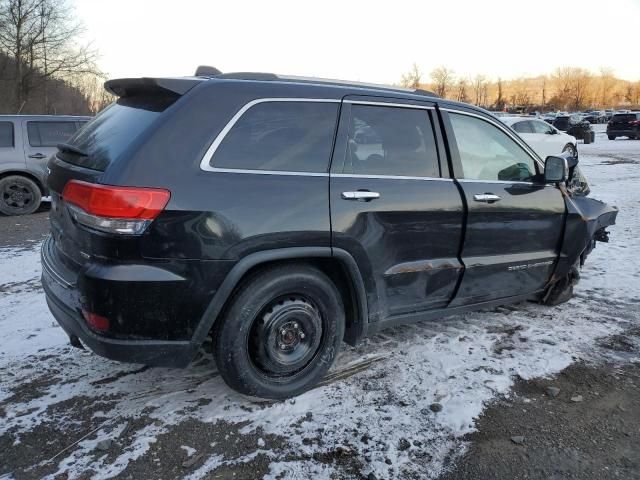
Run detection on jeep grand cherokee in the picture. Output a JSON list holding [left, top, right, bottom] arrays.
[[41, 68, 617, 399]]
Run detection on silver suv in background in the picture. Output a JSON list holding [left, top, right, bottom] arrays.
[[0, 115, 90, 215]]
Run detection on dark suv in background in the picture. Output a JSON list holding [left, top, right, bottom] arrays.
[[0, 115, 89, 215], [607, 112, 640, 139], [41, 69, 617, 399]]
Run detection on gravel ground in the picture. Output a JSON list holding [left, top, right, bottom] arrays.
[[0, 128, 638, 479]]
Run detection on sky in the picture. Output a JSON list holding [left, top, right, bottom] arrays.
[[75, 0, 640, 84]]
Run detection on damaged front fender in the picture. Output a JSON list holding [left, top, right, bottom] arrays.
[[552, 195, 618, 283]]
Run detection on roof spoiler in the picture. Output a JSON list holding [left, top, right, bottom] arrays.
[[195, 65, 222, 76], [104, 77, 204, 98]]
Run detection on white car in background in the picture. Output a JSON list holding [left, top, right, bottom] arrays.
[[500, 116, 578, 160]]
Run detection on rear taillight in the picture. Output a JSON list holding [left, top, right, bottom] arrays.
[[630, 120, 640, 126], [82, 309, 110, 332], [62, 180, 170, 235]]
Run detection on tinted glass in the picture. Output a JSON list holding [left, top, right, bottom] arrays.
[[512, 121, 534, 133], [612, 114, 637, 122], [450, 113, 537, 182], [27, 121, 78, 147], [0, 122, 14, 147], [554, 117, 569, 129], [344, 105, 439, 177], [212, 102, 339, 173], [63, 94, 177, 171], [531, 120, 553, 134]]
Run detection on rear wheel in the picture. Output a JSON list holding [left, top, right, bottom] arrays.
[[213, 264, 345, 399], [607, 135, 616, 140], [0, 175, 41, 216]]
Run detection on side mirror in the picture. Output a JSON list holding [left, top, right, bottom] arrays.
[[544, 156, 568, 183]]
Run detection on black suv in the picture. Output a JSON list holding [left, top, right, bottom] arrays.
[[607, 112, 640, 140], [42, 70, 617, 399]]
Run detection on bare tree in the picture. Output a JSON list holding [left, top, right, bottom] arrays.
[[494, 77, 505, 111], [430, 66, 454, 98], [471, 74, 487, 107], [455, 78, 469, 103], [0, 0, 101, 112], [400, 63, 422, 89]]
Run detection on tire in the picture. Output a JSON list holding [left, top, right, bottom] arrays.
[[0, 175, 42, 216], [213, 264, 345, 399], [562, 143, 577, 158], [608, 135, 615, 140], [583, 132, 592, 145]]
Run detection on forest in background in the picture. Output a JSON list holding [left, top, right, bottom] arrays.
[[0, 0, 111, 115], [401, 64, 640, 112]]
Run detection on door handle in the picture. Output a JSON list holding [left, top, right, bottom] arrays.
[[29, 153, 46, 159], [473, 193, 501, 203], [341, 191, 380, 201]]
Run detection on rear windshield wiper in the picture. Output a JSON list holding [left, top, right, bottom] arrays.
[[57, 143, 88, 156]]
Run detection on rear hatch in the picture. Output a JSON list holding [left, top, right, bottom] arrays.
[[46, 77, 202, 270], [609, 113, 638, 129]]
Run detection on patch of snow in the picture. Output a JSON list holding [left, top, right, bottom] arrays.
[[0, 135, 638, 479], [181, 445, 197, 457]]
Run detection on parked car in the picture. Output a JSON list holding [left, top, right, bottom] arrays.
[[501, 116, 578, 159], [0, 115, 90, 215], [490, 111, 510, 117], [41, 69, 618, 399], [607, 112, 640, 139], [583, 111, 605, 124], [604, 109, 615, 121], [542, 113, 557, 124], [553, 114, 595, 143]]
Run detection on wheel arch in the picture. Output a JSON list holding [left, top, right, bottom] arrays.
[[0, 169, 47, 196], [190, 247, 370, 351]]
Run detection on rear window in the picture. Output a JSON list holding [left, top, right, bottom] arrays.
[[27, 121, 78, 147], [612, 114, 638, 122], [0, 122, 14, 147], [211, 101, 339, 173], [61, 95, 176, 171]]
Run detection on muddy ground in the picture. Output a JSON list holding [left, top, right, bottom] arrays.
[[1, 129, 639, 479]]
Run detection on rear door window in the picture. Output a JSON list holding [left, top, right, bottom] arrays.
[[342, 104, 440, 177], [512, 121, 534, 134], [0, 122, 14, 147], [449, 112, 538, 182], [211, 101, 339, 173], [27, 121, 78, 147], [531, 120, 554, 134]]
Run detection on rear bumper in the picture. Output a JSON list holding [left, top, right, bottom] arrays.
[[607, 128, 639, 136], [41, 238, 197, 367]]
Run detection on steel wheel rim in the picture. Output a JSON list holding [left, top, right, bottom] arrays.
[[248, 295, 323, 377], [2, 182, 34, 209]]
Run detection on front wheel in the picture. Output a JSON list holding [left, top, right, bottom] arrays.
[[562, 143, 577, 158], [0, 175, 42, 216], [608, 135, 616, 140], [213, 264, 345, 399]]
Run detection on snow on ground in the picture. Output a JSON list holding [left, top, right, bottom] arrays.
[[0, 125, 639, 479]]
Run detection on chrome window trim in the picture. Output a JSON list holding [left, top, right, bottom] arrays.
[[344, 100, 435, 110], [199, 97, 341, 173], [457, 178, 553, 187], [441, 107, 545, 171], [332, 173, 452, 182]]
